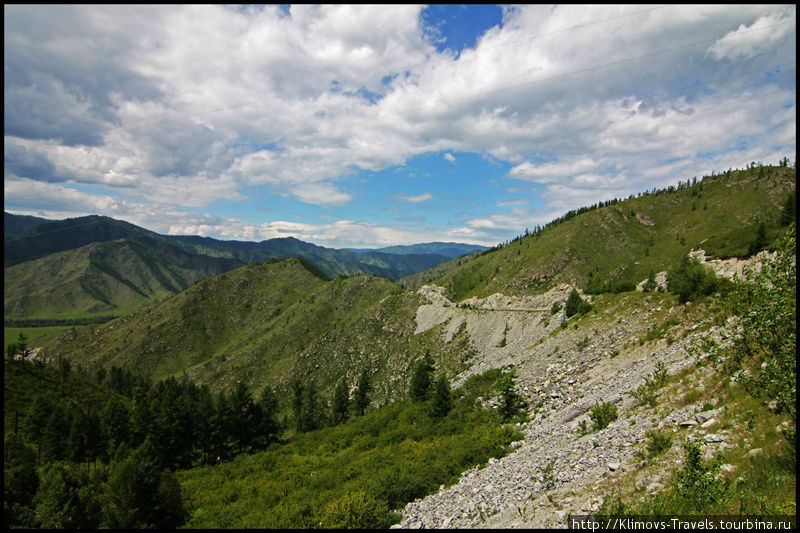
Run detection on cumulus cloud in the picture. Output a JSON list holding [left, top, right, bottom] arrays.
[[3, 4, 796, 247]]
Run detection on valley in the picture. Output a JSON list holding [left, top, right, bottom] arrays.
[[4, 164, 795, 528]]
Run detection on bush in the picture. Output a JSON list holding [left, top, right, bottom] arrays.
[[675, 439, 727, 510], [646, 431, 672, 458], [666, 255, 718, 304], [565, 289, 592, 318], [589, 401, 618, 431], [322, 490, 390, 529]]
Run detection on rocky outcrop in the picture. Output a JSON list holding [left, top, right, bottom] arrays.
[[398, 285, 731, 528]]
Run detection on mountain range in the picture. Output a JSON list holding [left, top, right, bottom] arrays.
[[4, 214, 484, 319]]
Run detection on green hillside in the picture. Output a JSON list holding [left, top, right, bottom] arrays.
[[4, 214, 161, 268], [170, 235, 450, 280], [431, 165, 794, 301], [4, 235, 244, 319], [38, 257, 472, 402]]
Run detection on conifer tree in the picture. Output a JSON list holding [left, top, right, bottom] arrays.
[[409, 352, 434, 402], [332, 378, 350, 424], [353, 369, 371, 417], [427, 374, 452, 418]]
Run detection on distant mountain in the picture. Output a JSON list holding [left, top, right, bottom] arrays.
[[169, 235, 450, 280], [4, 214, 454, 319], [4, 214, 161, 268], [4, 235, 244, 318], [346, 242, 488, 258], [3, 212, 51, 239]]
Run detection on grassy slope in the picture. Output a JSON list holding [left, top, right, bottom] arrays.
[[4, 235, 244, 319], [430, 166, 794, 301], [38, 257, 474, 403]]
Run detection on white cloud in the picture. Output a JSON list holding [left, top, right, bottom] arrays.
[[707, 12, 795, 61], [391, 192, 434, 204], [3, 4, 796, 247]]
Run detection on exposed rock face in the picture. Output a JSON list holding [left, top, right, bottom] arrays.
[[635, 249, 774, 291], [398, 284, 732, 529]]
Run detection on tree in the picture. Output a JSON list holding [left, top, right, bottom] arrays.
[[229, 381, 256, 454], [23, 396, 52, 461], [4, 434, 39, 528], [353, 369, 371, 417], [666, 255, 718, 304], [719, 224, 795, 445], [33, 463, 102, 529], [255, 385, 279, 447], [748, 222, 768, 256], [565, 288, 591, 317], [427, 374, 452, 418], [100, 397, 130, 458], [780, 192, 796, 226], [103, 438, 186, 528], [331, 378, 350, 425], [409, 352, 434, 402], [497, 371, 527, 421]]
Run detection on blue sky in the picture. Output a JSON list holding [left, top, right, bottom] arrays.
[[4, 5, 796, 248]]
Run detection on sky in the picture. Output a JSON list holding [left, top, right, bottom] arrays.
[[4, 4, 796, 248]]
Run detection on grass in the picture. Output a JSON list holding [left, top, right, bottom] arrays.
[[178, 370, 522, 528], [430, 166, 794, 301], [4, 326, 73, 354]]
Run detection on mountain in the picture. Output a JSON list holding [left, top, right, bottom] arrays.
[[4, 235, 244, 318], [427, 166, 795, 301], [4, 214, 162, 268], [23, 163, 796, 528], [4, 215, 454, 319], [3, 212, 51, 239], [39, 257, 471, 399], [346, 242, 488, 258], [37, 165, 795, 396], [169, 234, 451, 280]]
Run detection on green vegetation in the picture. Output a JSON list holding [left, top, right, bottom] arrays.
[[177, 369, 521, 528], [717, 223, 796, 444], [666, 255, 719, 304], [565, 288, 592, 318], [428, 165, 793, 301], [589, 401, 618, 431]]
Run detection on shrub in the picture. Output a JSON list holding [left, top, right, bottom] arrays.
[[666, 255, 718, 304], [322, 490, 389, 529], [550, 301, 562, 316], [675, 439, 728, 510], [646, 431, 672, 458], [589, 401, 618, 431]]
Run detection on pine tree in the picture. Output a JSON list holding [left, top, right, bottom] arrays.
[[427, 375, 452, 418], [780, 192, 796, 227], [409, 352, 434, 402], [564, 288, 583, 318], [353, 369, 371, 417], [331, 378, 350, 424], [256, 386, 279, 447]]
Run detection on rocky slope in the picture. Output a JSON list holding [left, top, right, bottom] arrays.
[[394, 254, 771, 528]]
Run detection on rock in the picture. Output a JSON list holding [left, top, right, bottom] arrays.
[[703, 433, 725, 443], [695, 409, 718, 423], [679, 420, 698, 427], [700, 418, 716, 428], [646, 482, 665, 494], [607, 461, 621, 471], [746, 448, 762, 457]]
